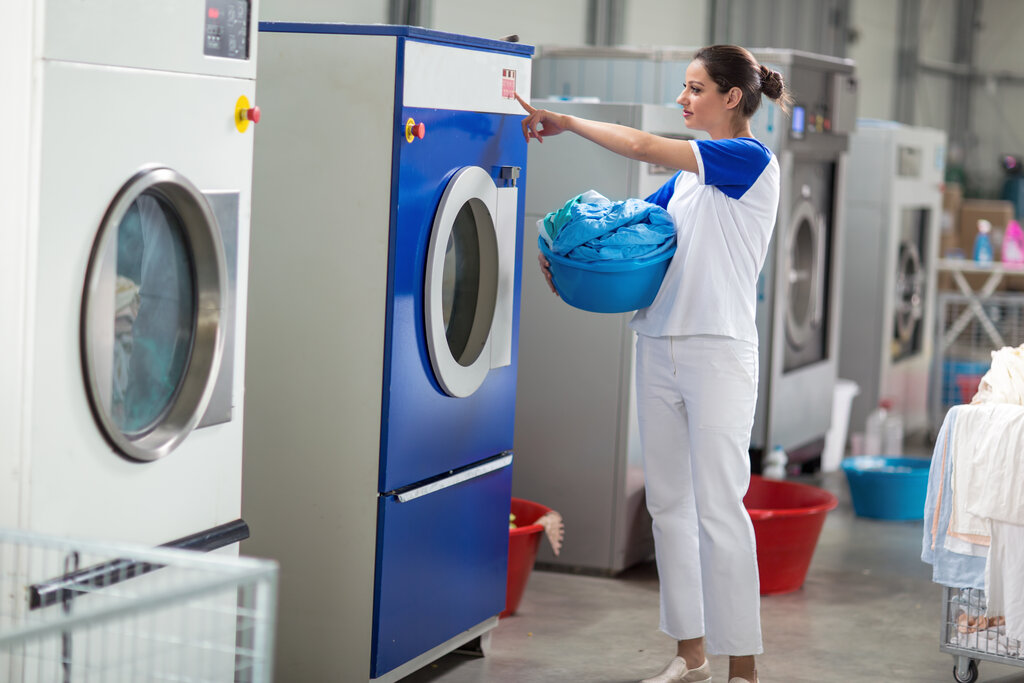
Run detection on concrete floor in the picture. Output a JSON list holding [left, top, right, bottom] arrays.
[[403, 469, 1024, 683]]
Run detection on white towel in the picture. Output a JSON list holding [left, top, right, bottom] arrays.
[[973, 344, 1024, 406]]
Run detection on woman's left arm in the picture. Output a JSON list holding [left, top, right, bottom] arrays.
[[516, 93, 698, 174]]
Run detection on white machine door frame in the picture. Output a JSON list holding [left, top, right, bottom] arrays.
[[81, 166, 227, 462], [424, 165, 516, 399], [784, 197, 825, 351]]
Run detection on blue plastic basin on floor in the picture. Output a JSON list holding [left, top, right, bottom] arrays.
[[538, 237, 674, 314], [841, 456, 931, 520]]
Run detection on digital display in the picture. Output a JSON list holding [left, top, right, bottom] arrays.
[[791, 106, 805, 139], [204, 0, 249, 60]]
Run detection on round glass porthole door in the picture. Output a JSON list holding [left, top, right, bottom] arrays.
[[893, 240, 924, 346], [425, 166, 500, 398], [82, 167, 227, 461], [784, 201, 823, 351]]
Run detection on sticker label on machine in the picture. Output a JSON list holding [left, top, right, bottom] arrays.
[[501, 69, 517, 100], [404, 41, 531, 114]]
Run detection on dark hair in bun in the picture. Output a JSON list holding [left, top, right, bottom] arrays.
[[693, 45, 793, 117], [759, 64, 785, 101]]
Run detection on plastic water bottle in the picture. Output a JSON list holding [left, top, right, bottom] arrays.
[[864, 400, 888, 455], [865, 399, 903, 455], [974, 219, 994, 264], [763, 445, 788, 479], [883, 411, 904, 456]]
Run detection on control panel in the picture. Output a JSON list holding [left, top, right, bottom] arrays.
[[204, 0, 250, 60], [787, 65, 858, 140]]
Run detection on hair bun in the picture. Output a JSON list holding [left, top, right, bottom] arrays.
[[759, 65, 784, 100]]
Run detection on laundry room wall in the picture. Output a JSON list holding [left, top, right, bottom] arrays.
[[622, 1, 708, 47], [428, 0, 589, 46], [428, 1, 704, 53], [846, 0, 898, 121], [968, 0, 1024, 196], [0, 0, 35, 528], [258, 0, 387, 23]]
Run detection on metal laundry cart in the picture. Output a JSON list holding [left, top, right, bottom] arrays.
[[941, 585, 1024, 682], [0, 527, 278, 682], [930, 285, 1024, 434]]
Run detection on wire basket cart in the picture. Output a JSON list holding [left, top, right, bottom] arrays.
[[941, 586, 1024, 682], [0, 527, 278, 682], [930, 290, 1024, 432]]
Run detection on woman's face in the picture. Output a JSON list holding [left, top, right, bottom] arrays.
[[675, 60, 734, 134]]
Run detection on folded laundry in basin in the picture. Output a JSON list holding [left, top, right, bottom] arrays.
[[539, 190, 676, 262]]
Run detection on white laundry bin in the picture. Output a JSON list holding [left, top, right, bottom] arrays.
[[821, 379, 860, 472]]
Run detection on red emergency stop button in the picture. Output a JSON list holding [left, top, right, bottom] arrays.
[[235, 95, 259, 133], [405, 118, 426, 142]]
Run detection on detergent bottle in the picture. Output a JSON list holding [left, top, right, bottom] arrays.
[[974, 219, 994, 264], [1002, 219, 1024, 265]]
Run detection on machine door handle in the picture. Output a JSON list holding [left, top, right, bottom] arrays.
[[395, 454, 512, 503]]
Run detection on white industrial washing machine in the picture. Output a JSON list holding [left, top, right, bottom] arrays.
[[840, 120, 946, 438], [3, 0, 260, 548], [515, 100, 692, 574]]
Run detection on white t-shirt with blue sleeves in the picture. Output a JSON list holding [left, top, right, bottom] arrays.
[[630, 137, 780, 344]]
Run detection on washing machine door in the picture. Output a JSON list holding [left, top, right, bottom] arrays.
[[424, 165, 514, 398], [893, 239, 924, 348], [784, 199, 825, 352], [81, 167, 227, 462]]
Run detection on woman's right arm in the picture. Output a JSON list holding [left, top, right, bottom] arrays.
[[516, 94, 699, 175]]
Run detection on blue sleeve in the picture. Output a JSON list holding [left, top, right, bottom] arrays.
[[643, 171, 681, 209], [695, 138, 772, 200]]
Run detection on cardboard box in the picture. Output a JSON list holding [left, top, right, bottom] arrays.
[[959, 199, 1014, 257], [938, 198, 1016, 293], [939, 182, 963, 258]]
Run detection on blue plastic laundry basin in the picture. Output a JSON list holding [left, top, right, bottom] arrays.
[[538, 237, 675, 313], [841, 456, 930, 521]]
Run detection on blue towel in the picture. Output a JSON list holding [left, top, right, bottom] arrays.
[[541, 191, 676, 263], [921, 406, 987, 589]]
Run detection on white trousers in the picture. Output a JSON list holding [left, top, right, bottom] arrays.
[[635, 334, 763, 656]]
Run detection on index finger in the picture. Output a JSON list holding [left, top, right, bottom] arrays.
[[514, 92, 536, 114]]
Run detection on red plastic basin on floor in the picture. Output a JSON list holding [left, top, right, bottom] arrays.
[[744, 475, 838, 595], [502, 498, 551, 618]]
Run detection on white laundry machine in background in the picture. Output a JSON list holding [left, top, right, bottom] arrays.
[[745, 50, 858, 467], [531, 47, 858, 469], [3, 0, 259, 549], [840, 121, 946, 439], [244, 23, 531, 682], [515, 101, 692, 574]]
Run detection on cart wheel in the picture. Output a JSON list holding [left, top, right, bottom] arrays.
[[953, 657, 978, 683]]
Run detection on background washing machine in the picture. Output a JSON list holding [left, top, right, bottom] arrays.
[[746, 50, 858, 466], [840, 121, 946, 439], [243, 24, 531, 682], [3, 0, 259, 547], [515, 101, 693, 574], [530, 47, 858, 467]]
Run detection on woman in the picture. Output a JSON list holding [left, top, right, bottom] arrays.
[[517, 45, 790, 683]]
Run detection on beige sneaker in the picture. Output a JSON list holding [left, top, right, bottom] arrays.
[[641, 656, 712, 683]]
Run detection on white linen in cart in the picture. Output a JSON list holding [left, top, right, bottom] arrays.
[[949, 403, 1024, 642], [986, 523, 1024, 644], [971, 344, 1024, 405]]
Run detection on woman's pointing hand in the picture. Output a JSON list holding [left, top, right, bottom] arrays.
[[515, 93, 568, 143]]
